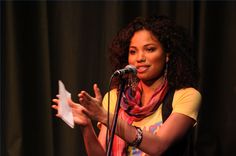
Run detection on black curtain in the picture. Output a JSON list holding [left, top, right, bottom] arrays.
[[1, 1, 236, 156]]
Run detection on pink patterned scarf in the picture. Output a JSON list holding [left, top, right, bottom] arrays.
[[111, 78, 169, 155]]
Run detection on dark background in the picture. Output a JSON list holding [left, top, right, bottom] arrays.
[[1, 1, 236, 156]]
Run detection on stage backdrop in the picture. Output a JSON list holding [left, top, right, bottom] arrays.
[[1, 1, 236, 156]]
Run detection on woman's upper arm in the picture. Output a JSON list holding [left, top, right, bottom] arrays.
[[156, 112, 195, 147], [140, 88, 201, 155], [152, 88, 201, 153], [139, 113, 195, 155]]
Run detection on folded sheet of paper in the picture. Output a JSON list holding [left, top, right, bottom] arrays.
[[58, 80, 74, 128]]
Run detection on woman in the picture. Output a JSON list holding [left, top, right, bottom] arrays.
[[52, 16, 201, 156]]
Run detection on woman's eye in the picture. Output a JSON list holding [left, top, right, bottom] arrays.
[[129, 50, 136, 55], [146, 47, 155, 52]]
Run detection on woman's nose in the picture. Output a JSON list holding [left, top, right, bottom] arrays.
[[137, 52, 146, 62]]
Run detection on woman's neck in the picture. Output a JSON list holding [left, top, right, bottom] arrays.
[[140, 76, 165, 105]]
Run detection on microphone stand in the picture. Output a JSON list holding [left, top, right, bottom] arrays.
[[106, 76, 126, 156]]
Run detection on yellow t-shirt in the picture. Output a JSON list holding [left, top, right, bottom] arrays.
[[101, 87, 201, 156]]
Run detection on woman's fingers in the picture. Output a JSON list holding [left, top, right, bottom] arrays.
[[55, 113, 61, 118], [81, 91, 92, 101], [52, 84, 104, 124], [78, 85, 102, 106], [52, 95, 92, 126], [51, 100, 61, 118], [94, 84, 102, 102], [52, 98, 59, 104], [78, 91, 93, 105], [52, 99, 59, 111], [51, 104, 58, 110]]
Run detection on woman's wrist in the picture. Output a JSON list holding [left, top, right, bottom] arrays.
[[129, 126, 143, 147], [79, 119, 93, 129], [98, 109, 109, 126]]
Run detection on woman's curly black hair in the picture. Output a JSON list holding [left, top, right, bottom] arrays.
[[109, 16, 199, 90]]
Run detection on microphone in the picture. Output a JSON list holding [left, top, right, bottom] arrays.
[[113, 65, 137, 77]]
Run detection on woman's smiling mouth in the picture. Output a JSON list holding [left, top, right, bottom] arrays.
[[136, 66, 149, 73]]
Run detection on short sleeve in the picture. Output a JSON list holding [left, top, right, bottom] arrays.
[[172, 88, 202, 121], [102, 89, 117, 113]]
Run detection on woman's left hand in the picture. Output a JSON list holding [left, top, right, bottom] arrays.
[[78, 84, 107, 123], [52, 97, 92, 126]]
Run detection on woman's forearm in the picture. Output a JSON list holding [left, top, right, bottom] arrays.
[[80, 122, 106, 156], [101, 112, 195, 156], [101, 113, 162, 155]]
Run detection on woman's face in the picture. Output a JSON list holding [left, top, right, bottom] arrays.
[[128, 29, 168, 82]]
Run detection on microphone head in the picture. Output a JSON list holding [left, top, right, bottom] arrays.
[[113, 65, 137, 77], [125, 65, 137, 75]]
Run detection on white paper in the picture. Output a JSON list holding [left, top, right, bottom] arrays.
[[58, 80, 74, 128]]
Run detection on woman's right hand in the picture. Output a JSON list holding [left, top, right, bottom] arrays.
[[52, 97, 92, 126]]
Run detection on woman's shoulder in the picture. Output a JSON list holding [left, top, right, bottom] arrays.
[[174, 87, 201, 100], [172, 87, 202, 120]]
